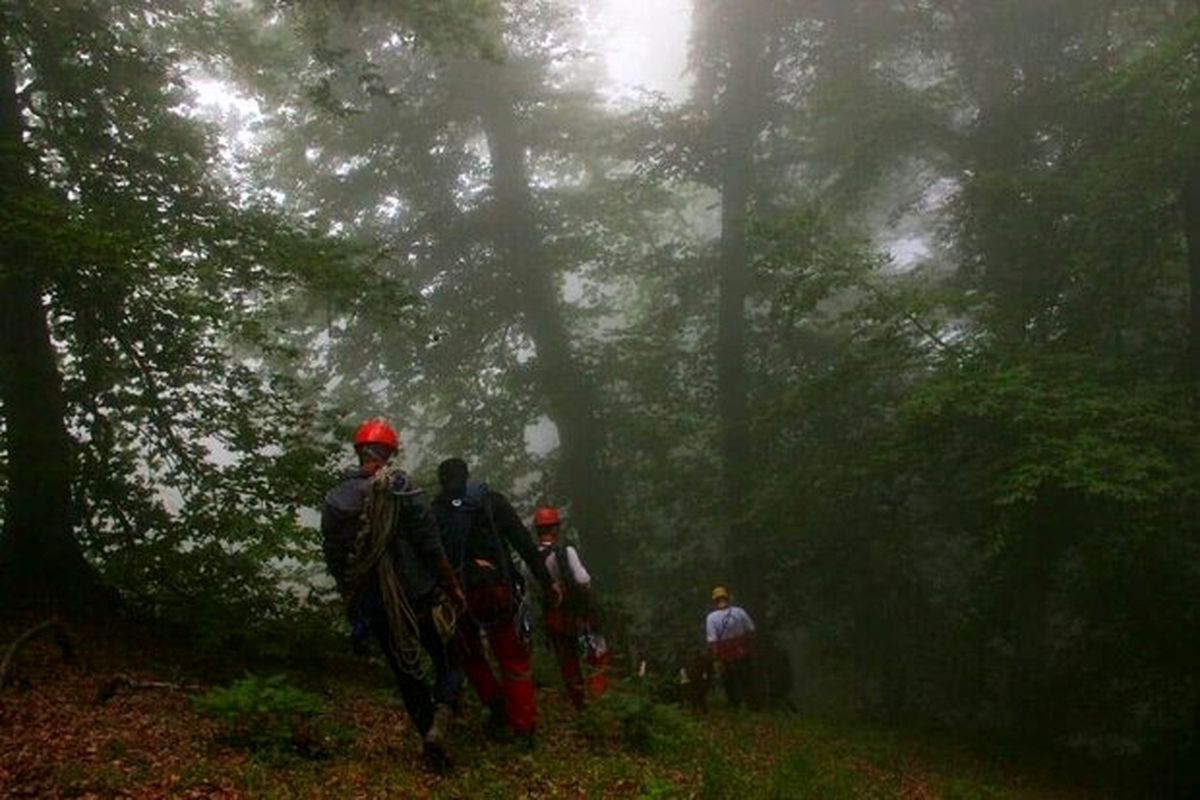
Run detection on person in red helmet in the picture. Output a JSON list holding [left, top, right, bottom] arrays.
[[320, 419, 465, 770], [534, 505, 609, 709]]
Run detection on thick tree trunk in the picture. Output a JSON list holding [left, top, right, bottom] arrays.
[[0, 31, 111, 613], [1185, 164, 1200, 388], [710, 2, 771, 614], [474, 79, 618, 583]]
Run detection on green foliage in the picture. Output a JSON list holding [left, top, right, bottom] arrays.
[[578, 686, 699, 757], [698, 748, 752, 800], [699, 744, 869, 799], [900, 354, 1200, 508], [192, 675, 351, 761], [0, 0, 370, 622]]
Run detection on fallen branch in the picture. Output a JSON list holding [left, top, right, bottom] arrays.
[[97, 673, 204, 705], [0, 616, 78, 690]]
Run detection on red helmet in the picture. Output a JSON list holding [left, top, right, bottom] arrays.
[[353, 418, 399, 452], [533, 505, 560, 528]]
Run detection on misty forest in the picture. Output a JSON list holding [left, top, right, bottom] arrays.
[[1, 0, 1199, 797]]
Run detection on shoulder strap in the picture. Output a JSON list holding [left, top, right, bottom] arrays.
[[716, 608, 736, 640], [552, 543, 578, 590], [480, 489, 514, 588]]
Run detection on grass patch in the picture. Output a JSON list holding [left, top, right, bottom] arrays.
[[192, 674, 354, 762]]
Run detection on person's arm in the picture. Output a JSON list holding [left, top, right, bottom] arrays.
[[706, 613, 720, 658], [489, 491, 555, 590], [319, 503, 353, 598], [566, 546, 591, 587], [320, 479, 365, 601], [740, 607, 756, 634]]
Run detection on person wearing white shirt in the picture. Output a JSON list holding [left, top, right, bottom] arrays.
[[705, 586, 757, 709], [533, 505, 609, 708]]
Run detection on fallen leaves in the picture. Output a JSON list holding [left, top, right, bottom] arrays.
[[0, 620, 1098, 799]]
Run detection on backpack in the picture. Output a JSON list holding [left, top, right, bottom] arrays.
[[441, 481, 522, 628], [544, 542, 590, 616]]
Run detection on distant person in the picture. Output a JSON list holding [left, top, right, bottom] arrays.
[[677, 649, 713, 714], [320, 419, 465, 770], [432, 458, 560, 748], [706, 586, 757, 709], [533, 505, 610, 709]]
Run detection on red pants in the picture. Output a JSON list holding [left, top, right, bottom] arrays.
[[545, 609, 605, 709], [550, 634, 585, 709], [458, 616, 536, 734]]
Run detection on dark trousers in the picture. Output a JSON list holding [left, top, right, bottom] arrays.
[[722, 657, 757, 710], [371, 601, 462, 736]]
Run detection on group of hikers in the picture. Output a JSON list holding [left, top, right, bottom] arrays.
[[320, 419, 609, 768], [320, 418, 770, 770]]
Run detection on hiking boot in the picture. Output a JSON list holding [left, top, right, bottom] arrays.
[[483, 698, 508, 741], [424, 703, 453, 748], [422, 741, 452, 774]]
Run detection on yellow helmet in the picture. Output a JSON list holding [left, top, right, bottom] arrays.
[[711, 586, 730, 602]]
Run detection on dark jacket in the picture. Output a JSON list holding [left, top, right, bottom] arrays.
[[432, 481, 553, 591], [321, 469, 446, 603]]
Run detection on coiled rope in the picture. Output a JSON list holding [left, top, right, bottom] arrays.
[[349, 467, 427, 679]]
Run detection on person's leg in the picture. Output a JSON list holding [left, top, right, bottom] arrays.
[[722, 661, 742, 708], [730, 659, 751, 709], [372, 614, 435, 735], [552, 633, 585, 709], [457, 617, 502, 709], [488, 619, 536, 735], [420, 610, 463, 708]]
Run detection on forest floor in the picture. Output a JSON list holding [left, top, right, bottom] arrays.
[[0, 619, 1133, 799]]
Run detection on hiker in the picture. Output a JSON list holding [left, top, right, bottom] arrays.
[[677, 649, 713, 714], [533, 505, 610, 709], [705, 586, 757, 709], [320, 419, 466, 769], [432, 457, 561, 747]]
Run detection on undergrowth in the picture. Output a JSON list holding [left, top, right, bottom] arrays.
[[577, 684, 699, 757], [191, 674, 353, 762]]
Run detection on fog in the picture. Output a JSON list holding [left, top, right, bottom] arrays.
[[3, 1, 1198, 785]]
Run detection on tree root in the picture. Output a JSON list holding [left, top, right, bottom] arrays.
[[0, 616, 80, 690], [96, 673, 204, 705]]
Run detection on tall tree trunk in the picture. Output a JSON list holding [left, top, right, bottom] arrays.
[[1185, 159, 1200, 388], [473, 76, 618, 582], [0, 30, 111, 613], [709, 1, 772, 613]]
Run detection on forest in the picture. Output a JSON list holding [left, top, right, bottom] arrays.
[[1, 0, 1198, 797]]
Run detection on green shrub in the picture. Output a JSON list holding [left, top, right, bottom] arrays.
[[579, 690, 698, 756], [192, 674, 351, 761]]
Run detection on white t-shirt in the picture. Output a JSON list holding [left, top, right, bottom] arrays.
[[705, 606, 755, 644], [537, 542, 591, 587]]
